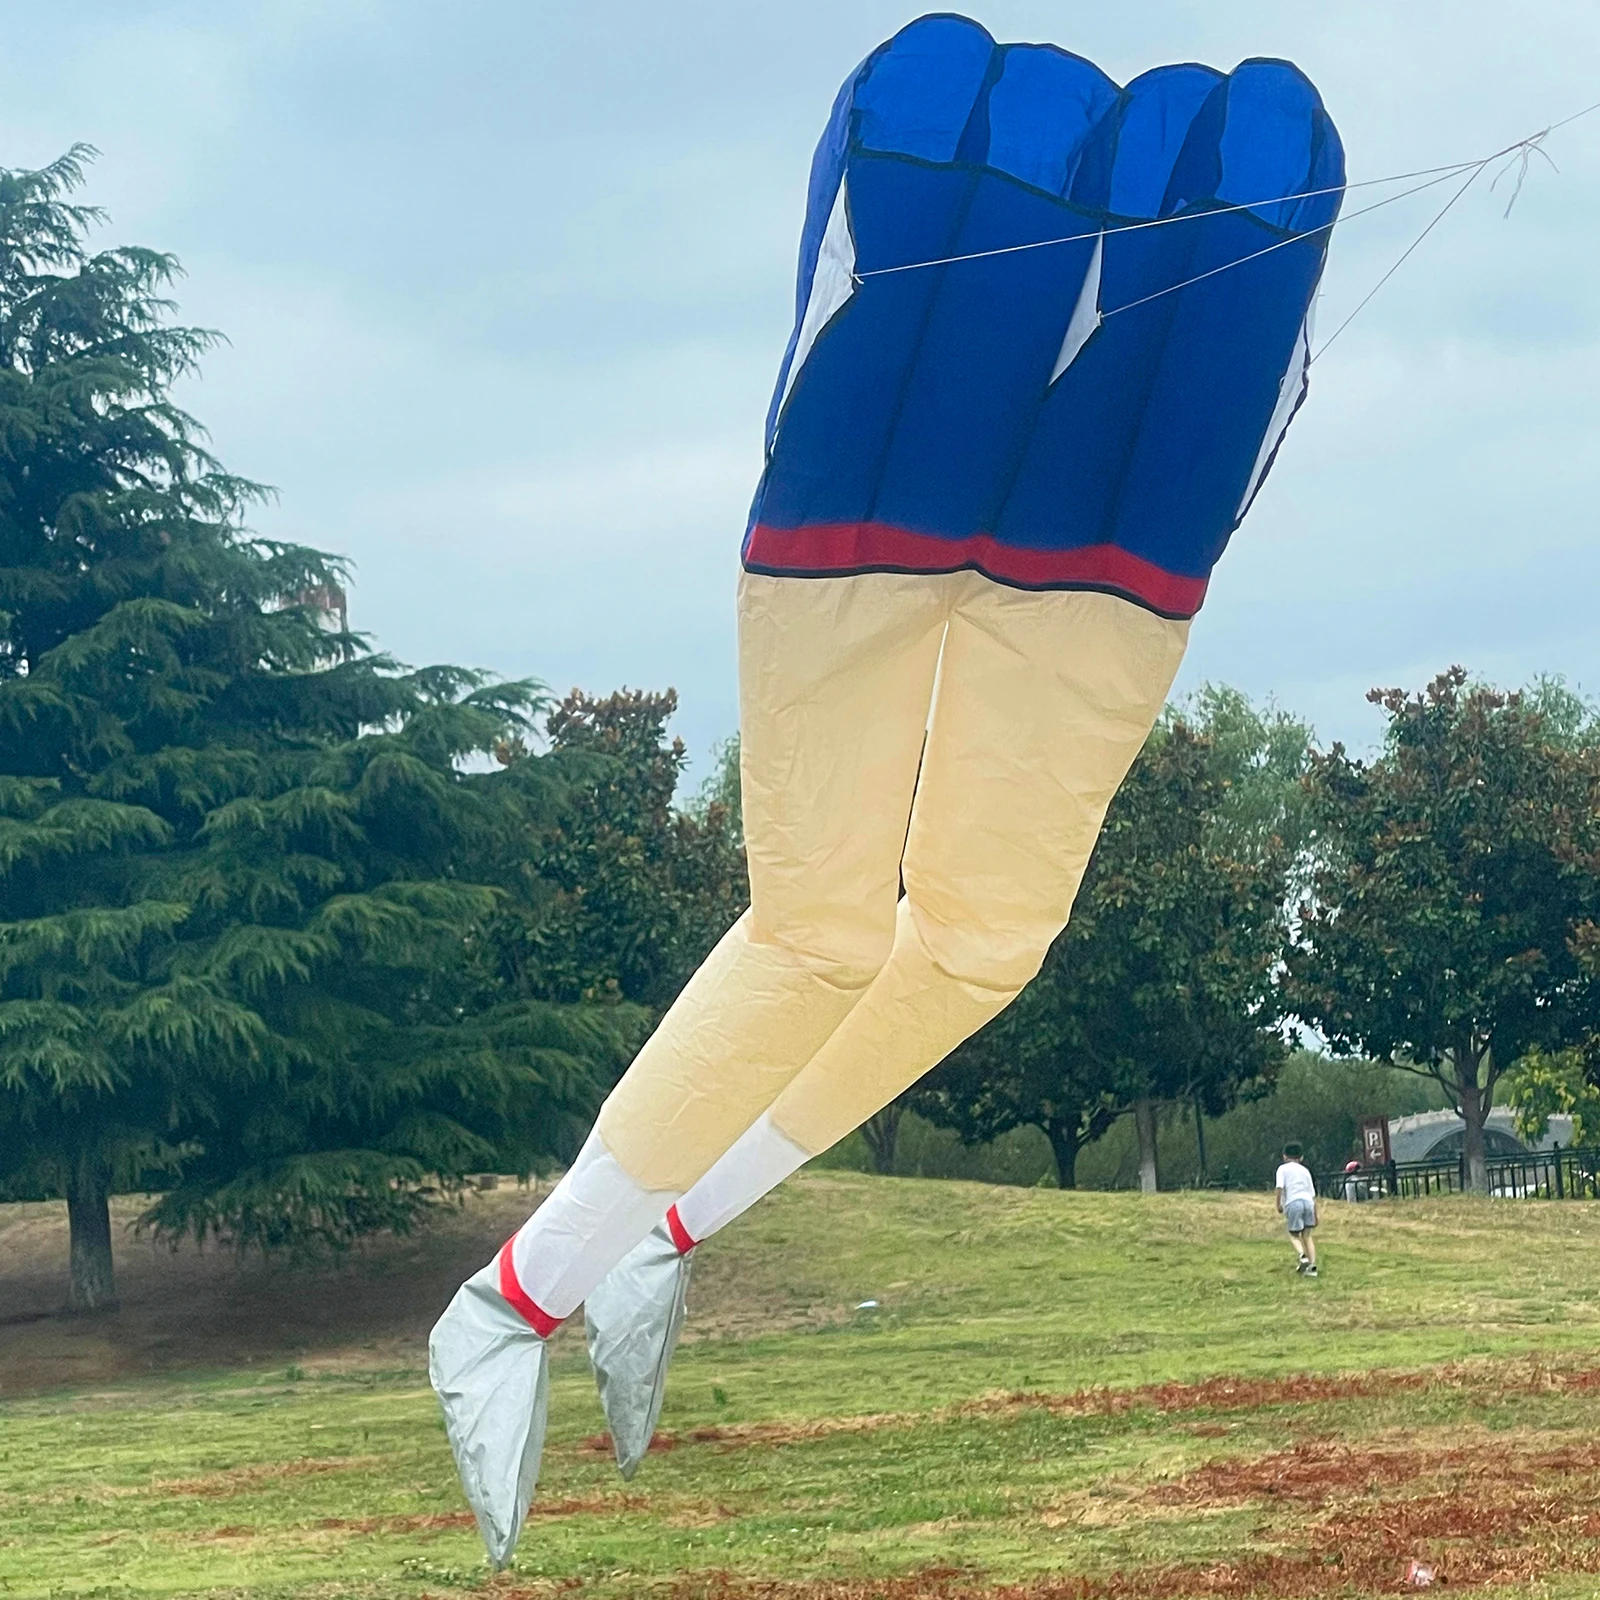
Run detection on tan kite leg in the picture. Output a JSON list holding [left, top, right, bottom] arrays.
[[593, 571, 952, 1195], [672, 576, 1187, 1242], [770, 576, 1188, 1151]]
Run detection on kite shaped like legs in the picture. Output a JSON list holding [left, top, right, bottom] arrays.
[[428, 1255, 552, 1568], [583, 1216, 696, 1478], [579, 576, 1192, 1462], [431, 571, 1190, 1547]]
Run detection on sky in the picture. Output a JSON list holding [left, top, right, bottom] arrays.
[[1, 2, 1596, 780]]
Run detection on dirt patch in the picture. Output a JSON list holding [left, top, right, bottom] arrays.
[[1085, 1431, 1600, 1594], [0, 1191, 548, 1394], [159, 1453, 384, 1499], [582, 1360, 1600, 1465], [0, 1181, 848, 1395], [643, 1540, 1600, 1597], [1151, 1436, 1600, 1510]]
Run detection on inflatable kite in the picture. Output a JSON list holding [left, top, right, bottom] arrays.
[[431, 14, 1343, 1564]]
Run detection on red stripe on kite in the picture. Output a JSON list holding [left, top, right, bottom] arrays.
[[743, 522, 1208, 619]]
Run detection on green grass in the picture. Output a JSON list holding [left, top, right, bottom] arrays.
[[8, 1175, 1600, 1598]]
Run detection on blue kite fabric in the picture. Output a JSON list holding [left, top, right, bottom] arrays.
[[742, 14, 1345, 620]]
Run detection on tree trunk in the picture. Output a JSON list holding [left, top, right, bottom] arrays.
[[1192, 1094, 1209, 1187], [1458, 1075, 1490, 1196], [1134, 1097, 1160, 1193], [861, 1103, 904, 1177], [1043, 1119, 1081, 1190], [67, 1157, 117, 1313]]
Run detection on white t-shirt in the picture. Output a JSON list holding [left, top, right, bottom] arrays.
[[1276, 1160, 1316, 1205]]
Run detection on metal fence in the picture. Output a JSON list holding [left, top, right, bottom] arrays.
[[1317, 1144, 1600, 1202]]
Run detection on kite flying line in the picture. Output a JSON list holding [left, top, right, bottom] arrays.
[[849, 96, 1600, 358]]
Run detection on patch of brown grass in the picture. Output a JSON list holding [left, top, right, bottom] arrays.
[[191, 1492, 710, 1544], [581, 1358, 1600, 1467], [157, 1454, 383, 1498], [577, 1423, 1600, 1598], [314, 1497, 653, 1535], [1151, 1436, 1600, 1510], [968, 1356, 1581, 1423], [314, 1509, 479, 1535], [630, 1536, 1600, 1598], [580, 1414, 909, 1458]]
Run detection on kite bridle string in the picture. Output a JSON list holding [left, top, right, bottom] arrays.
[[1098, 163, 1482, 324], [847, 97, 1600, 345], [1306, 98, 1600, 360], [850, 158, 1480, 282], [1307, 163, 1485, 364]]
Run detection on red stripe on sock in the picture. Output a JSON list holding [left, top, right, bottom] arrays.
[[497, 1238, 562, 1337], [665, 1204, 698, 1256]]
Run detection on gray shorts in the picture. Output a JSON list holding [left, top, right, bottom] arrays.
[[1284, 1197, 1317, 1234]]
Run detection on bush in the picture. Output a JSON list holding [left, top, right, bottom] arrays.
[[814, 1054, 1448, 1190], [814, 1114, 1056, 1186], [1075, 1055, 1449, 1189]]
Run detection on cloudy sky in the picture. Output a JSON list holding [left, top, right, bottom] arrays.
[[2, 2, 1596, 776]]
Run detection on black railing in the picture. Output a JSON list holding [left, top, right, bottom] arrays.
[[1317, 1144, 1600, 1202]]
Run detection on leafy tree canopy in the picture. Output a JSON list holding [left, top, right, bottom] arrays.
[[1285, 668, 1600, 1192], [1502, 1045, 1600, 1149], [511, 689, 748, 1014]]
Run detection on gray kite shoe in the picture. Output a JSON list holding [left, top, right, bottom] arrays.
[[583, 1215, 696, 1479], [429, 1246, 554, 1568]]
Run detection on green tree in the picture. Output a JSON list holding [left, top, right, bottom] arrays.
[[908, 977, 1119, 1188], [915, 713, 1293, 1190], [858, 1100, 911, 1177], [688, 733, 743, 845], [1072, 1052, 1448, 1190], [1501, 1045, 1600, 1149], [1286, 669, 1600, 1194], [0, 149, 634, 1309], [516, 689, 748, 1014], [1179, 682, 1315, 874]]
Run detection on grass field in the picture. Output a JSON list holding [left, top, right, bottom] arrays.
[[7, 1174, 1600, 1598]]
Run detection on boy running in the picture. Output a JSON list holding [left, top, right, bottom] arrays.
[[1275, 1142, 1319, 1277]]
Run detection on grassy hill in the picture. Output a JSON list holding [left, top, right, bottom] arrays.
[[6, 1174, 1600, 1597]]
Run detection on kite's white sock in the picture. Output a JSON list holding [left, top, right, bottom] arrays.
[[668, 1112, 812, 1250], [501, 1129, 680, 1331]]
